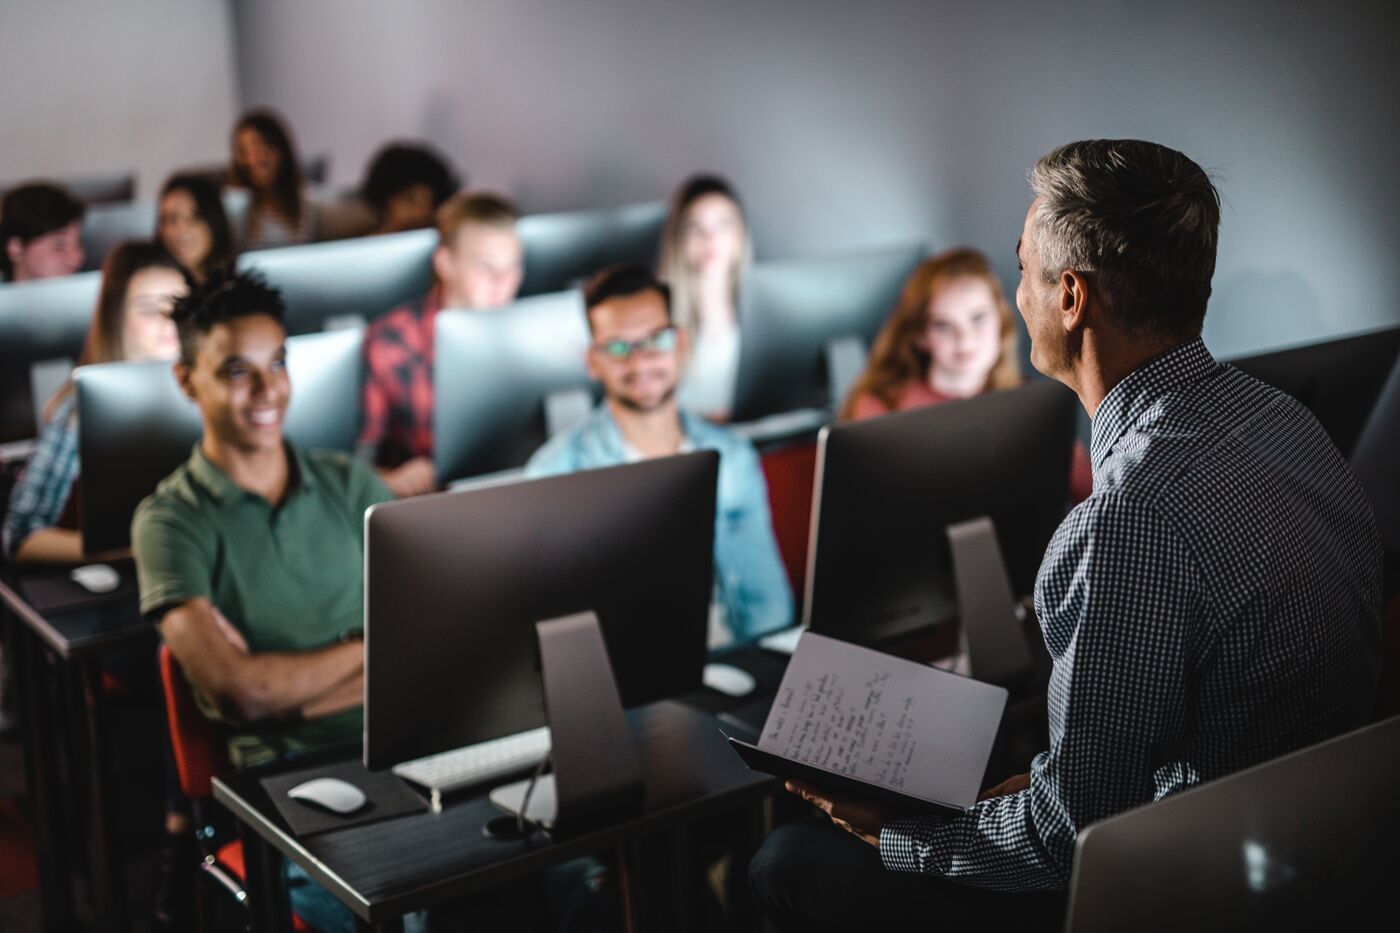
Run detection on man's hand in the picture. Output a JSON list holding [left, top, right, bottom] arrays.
[[381, 457, 437, 498], [785, 780, 893, 848], [978, 772, 1030, 801]]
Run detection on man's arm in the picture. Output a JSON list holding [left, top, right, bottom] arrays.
[[875, 495, 1201, 891], [717, 441, 794, 639], [160, 596, 363, 725]]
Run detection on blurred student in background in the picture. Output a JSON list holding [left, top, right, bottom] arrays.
[[359, 142, 461, 236], [230, 109, 313, 248], [658, 174, 752, 421], [359, 191, 524, 496], [156, 173, 236, 283], [527, 264, 792, 646], [3, 242, 186, 563], [1, 182, 85, 282], [844, 247, 1092, 501]]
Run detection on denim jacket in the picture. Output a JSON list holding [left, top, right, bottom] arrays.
[[525, 405, 794, 643]]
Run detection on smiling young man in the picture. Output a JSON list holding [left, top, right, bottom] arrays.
[[131, 272, 395, 932], [749, 140, 1383, 931], [526, 263, 793, 646]]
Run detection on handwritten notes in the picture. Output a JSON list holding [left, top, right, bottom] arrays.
[[757, 631, 1009, 806]]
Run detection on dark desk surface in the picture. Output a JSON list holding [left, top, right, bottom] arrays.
[[0, 561, 148, 658], [214, 699, 779, 923]]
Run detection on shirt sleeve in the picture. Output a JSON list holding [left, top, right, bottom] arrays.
[[345, 455, 395, 547], [131, 497, 214, 622], [2, 394, 80, 559], [846, 391, 889, 422], [879, 493, 1202, 891], [358, 322, 391, 453], [715, 438, 794, 641]]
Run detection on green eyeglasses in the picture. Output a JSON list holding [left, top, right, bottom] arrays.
[[591, 327, 678, 359]]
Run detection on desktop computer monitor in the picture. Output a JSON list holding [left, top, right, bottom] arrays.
[[516, 200, 666, 297], [77, 327, 363, 553], [804, 379, 1078, 645], [0, 271, 101, 442], [79, 201, 158, 272], [1228, 325, 1400, 459], [363, 450, 718, 770], [432, 292, 594, 483], [236, 228, 436, 334], [1065, 715, 1400, 932], [730, 240, 927, 422]]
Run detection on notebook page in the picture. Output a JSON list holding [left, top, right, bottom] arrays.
[[758, 631, 1006, 806]]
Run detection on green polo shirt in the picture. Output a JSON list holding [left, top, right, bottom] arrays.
[[132, 443, 392, 768]]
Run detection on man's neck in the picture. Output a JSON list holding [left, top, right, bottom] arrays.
[[607, 397, 686, 458], [1070, 330, 1184, 419], [202, 435, 291, 506]]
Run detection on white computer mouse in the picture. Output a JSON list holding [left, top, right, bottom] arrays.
[[287, 777, 367, 815], [70, 563, 120, 595], [702, 662, 757, 698]]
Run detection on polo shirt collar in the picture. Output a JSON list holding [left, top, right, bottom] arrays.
[[184, 441, 317, 505], [1089, 337, 1217, 471]]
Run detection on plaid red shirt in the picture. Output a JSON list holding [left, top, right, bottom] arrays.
[[360, 286, 443, 468]]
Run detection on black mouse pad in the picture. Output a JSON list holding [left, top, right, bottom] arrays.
[[261, 760, 429, 837], [19, 565, 139, 615]]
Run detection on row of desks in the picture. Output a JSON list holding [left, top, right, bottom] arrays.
[[0, 560, 795, 932]]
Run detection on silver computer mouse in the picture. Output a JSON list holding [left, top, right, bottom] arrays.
[[287, 777, 367, 815]]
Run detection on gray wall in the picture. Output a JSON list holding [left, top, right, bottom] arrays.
[[0, 0, 239, 198], [230, 0, 1400, 358]]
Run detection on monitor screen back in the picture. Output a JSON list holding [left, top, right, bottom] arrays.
[[516, 201, 666, 297], [237, 228, 436, 335], [1065, 715, 1400, 933], [0, 272, 101, 441], [731, 240, 926, 422], [806, 379, 1078, 644], [364, 451, 718, 769], [79, 201, 158, 272], [77, 327, 363, 553], [432, 292, 593, 482], [1228, 325, 1400, 459]]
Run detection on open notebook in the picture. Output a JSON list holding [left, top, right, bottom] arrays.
[[727, 631, 1007, 816]]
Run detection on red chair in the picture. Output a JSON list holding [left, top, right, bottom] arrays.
[[159, 644, 313, 932], [760, 440, 819, 613]]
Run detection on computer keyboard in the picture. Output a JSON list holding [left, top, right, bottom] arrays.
[[392, 727, 551, 806]]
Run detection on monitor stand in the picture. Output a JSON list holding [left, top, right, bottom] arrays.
[[487, 611, 644, 838], [947, 516, 1035, 690]]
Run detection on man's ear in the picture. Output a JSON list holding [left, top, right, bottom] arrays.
[[1060, 269, 1091, 334], [431, 243, 453, 285], [5, 237, 23, 271], [174, 360, 196, 403]]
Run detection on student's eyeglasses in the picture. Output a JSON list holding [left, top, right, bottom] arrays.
[[590, 327, 678, 360]]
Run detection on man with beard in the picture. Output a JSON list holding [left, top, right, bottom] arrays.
[[526, 264, 793, 646]]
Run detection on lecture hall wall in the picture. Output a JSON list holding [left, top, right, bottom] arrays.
[[4, 0, 1398, 360]]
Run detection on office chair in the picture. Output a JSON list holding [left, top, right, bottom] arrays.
[[759, 441, 819, 611], [158, 645, 314, 932]]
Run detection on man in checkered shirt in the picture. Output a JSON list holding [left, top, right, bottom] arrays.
[[749, 139, 1384, 931]]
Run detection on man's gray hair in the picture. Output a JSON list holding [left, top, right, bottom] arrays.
[[1029, 140, 1221, 342]]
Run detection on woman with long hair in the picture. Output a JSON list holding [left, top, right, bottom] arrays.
[[844, 247, 1092, 500], [844, 248, 1020, 418], [156, 172, 235, 283], [657, 174, 753, 421], [2, 241, 187, 563], [230, 108, 312, 248]]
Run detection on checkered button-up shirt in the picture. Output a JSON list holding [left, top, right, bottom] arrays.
[[3, 390, 79, 559], [359, 287, 443, 468], [879, 337, 1383, 891]]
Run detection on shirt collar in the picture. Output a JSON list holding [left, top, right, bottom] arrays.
[[185, 441, 316, 505], [1089, 337, 1218, 471], [596, 403, 698, 458]]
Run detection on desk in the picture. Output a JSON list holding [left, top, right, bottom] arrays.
[[0, 564, 151, 933], [215, 699, 778, 931]]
